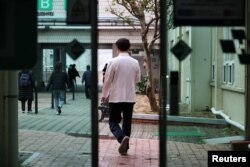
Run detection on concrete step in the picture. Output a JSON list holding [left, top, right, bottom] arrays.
[[204, 136, 244, 144]]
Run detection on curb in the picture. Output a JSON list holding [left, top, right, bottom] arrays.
[[132, 114, 228, 126]]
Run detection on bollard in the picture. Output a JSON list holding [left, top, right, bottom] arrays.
[[64, 91, 66, 104], [51, 91, 54, 109], [35, 87, 38, 114], [72, 85, 75, 100], [170, 71, 179, 116]]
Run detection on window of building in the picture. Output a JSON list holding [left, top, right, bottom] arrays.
[[223, 54, 235, 85], [223, 28, 235, 85]]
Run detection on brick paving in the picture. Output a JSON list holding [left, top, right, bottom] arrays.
[[18, 92, 232, 167]]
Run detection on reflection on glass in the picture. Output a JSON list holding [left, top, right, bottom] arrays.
[[167, 8, 245, 167]]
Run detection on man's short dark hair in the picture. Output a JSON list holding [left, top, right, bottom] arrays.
[[116, 38, 131, 51]]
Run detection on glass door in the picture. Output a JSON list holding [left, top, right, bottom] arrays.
[[18, 0, 98, 166]]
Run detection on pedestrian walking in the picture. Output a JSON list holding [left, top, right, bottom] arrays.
[[68, 64, 80, 89], [47, 62, 71, 115], [82, 65, 92, 99], [67, 64, 74, 89], [72, 64, 80, 86], [101, 38, 141, 155], [18, 69, 35, 113]]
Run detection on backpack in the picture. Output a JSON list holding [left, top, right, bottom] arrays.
[[19, 73, 31, 87]]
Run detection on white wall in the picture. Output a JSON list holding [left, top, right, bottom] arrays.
[[97, 49, 113, 86], [190, 27, 212, 112], [168, 27, 212, 112], [211, 27, 246, 128]]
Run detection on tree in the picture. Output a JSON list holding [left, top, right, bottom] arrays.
[[107, 0, 173, 112]]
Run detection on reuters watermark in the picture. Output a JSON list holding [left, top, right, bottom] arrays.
[[208, 151, 250, 167]]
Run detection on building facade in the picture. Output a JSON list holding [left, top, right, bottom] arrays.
[[35, 0, 160, 89], [168, 26, 246, 130]]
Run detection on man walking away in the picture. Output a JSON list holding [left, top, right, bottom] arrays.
[[101, 38, 141, 155], [82, 65, 92, 99], [47, 62, 71, 115]]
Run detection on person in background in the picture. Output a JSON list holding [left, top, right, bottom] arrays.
[[47, 62, 71, 115], [18, 69, 35, 113], [101, 38, 141, 155], [82, 65, 92, 99], [68, 64, 80, 91], [67, 64, 74, 91], [72, 64, 80, 86], [102, 63, 108, 83]]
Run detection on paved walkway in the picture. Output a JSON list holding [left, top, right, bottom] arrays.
[[18, 92, 232, 167]]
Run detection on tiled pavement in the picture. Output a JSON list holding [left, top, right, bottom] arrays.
[[18, 92, 232, 167]]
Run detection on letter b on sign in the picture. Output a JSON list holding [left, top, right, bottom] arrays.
[[38, 0, 53, 10]]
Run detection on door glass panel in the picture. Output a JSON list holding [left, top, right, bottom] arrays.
[[97, 0, 160, 166], [166, 1, 246, 166], [18, 0, 96, 166]]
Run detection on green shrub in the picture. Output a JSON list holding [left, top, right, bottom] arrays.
[[137, 75, 147, 94]]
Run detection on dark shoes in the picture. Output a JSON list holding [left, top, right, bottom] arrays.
[[119, 136, 129, 155], [22, 109, 32, 113], [57, 106, 62, 115]]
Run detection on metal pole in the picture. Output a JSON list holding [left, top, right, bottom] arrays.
[[169, 71, 179, 116], [0, 73, 3, 166], [159, 0, 167, 166], [64, 90, 66, 104], [51, 91, 54, 109], [245, 0, 250, 141], [72, 84, 75, 100], [7, 71, 18, 167], [35, 87, 38, 114], [0, 71, 18, 167], [91, 0, 98, 166]]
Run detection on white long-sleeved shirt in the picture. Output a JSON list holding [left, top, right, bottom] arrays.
[[101, 52, 141, 103]]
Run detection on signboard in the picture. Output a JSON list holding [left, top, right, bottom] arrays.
[[171, 40, 192, 61], [220, 29, 250, 65], [38, 0, 53, 10], [67, 0, 90, 25], [66, 39, 85, 60], [0, 1, 36, 69], [38, 0, 66, 18], [173, 0, 245, 26]]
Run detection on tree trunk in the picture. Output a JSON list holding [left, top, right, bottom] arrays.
[[147, 85, 159, 112], [145, 47, 159, 112], [140, 18, 159, 112]]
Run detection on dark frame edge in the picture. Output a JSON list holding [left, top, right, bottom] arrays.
[[91, 0, 98, 167], [160, 0, 167, 166]]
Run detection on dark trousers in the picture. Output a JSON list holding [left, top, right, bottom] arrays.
[[21, 99, 32, 111], [85, 84, 91, 98], [109, 103, 134, 145]]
